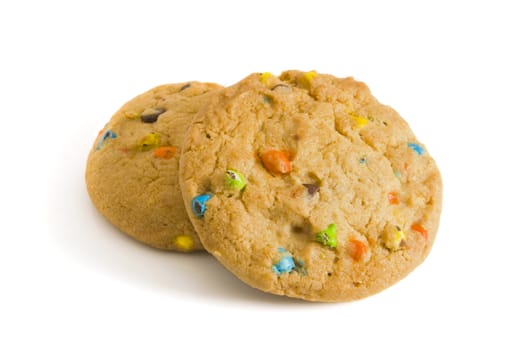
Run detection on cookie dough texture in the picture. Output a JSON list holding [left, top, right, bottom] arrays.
[[179, 71, 442, 301], [86, 82, 221, 251]]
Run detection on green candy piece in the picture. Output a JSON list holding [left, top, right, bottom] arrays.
[[225, 169, 246, 190], [315, 223, 337, 248]]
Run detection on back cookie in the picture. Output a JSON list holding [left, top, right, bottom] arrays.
[[86, 82, 221, 251]]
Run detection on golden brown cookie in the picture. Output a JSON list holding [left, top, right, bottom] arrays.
[[86, 82, 221, 251], [179, 71, 442, 300]]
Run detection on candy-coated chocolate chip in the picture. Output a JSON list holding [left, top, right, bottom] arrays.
[[272, 247, 296, 274], [259, 72, 274, 85], [411, 223, 429, 240], [302, 183, 320, 196], [136, 133, 161, 151], [140, 108, 166, 123], [96, 130, 116, 150], [179, 83, 191, 91], [225, 169, 246, 190], [260, 150, 292, 175], [272, 256, 295, 274], [191, 193, 212, 218], [102, 130, 116, 141], [297, 70, 318, 88], [351, 115, 369, 129], [302, 71, 317, 83], [388, 191, 399, 205], [173, 235, 194, 251], [154, 146, 177, 159], [384, 225, 406, 251], [349, 239, 368, 262], [315, 223, 337, 248], [124, 111, 141, 119], [408, 142, 425, 155]]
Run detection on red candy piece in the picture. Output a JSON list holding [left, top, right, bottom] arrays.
[[260, 150, 293, 175], [388, 191, 399, 205], [411, 223, 429, 240], [349, 239, 368, 262]]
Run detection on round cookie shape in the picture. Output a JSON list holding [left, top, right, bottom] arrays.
[[86, 82, 222, 251], [179, 71, 442, 301]]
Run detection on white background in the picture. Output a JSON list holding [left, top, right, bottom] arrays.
[[1, 1, 526, 349]]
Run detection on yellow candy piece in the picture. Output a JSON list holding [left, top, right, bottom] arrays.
[[384, 226, 407, 251], [136, 133, 160, 151], [124, 110, 141, 119], [259, 72, 274, 84], [173, 235, 194, 251], [298, 70, 317, 88], [351, 115, 369, 129], [303, 70, 317, 82]]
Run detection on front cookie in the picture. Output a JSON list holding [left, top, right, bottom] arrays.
[[179, 71, 442, 301], [86, 82, 221, 251]]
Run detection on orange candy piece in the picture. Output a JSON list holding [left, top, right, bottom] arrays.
[[411, 223, 429, 240], [260, 150, 292, 175], [349, 239, 368, 262], [154, 146, 177, 159], [388, 191, 399, 205]]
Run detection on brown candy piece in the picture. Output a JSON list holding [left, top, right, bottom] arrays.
[[140, 108, 166, 123], [179, 83, 191, 91], [302, 183, 320, 196]]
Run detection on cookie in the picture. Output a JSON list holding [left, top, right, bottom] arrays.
[[179, 71, 442, 301], [86, 82, 221, 251]]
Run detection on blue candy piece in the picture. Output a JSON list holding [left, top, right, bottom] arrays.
[[407, 142, 425, 155], [96, 130, 117, 150], [272, 255, 295, 274], [191, 193, 212, 218]]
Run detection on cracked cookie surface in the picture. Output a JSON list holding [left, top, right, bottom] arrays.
[[179, 71, 442, 301], [86, 82, 221, 251]]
